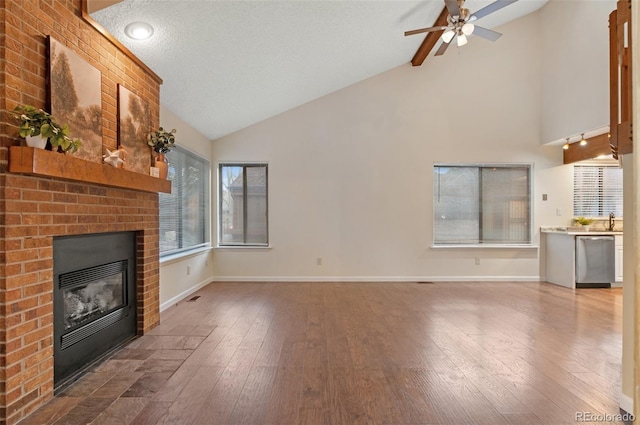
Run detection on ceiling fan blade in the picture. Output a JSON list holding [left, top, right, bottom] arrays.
[[471, 0, 518, 20], [444, 0, 461, 17], [435, 39, 452, 56], [404, 26, 449, 37], [472, 26, 502, 42]]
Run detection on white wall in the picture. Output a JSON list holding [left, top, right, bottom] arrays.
[[212, 12, 572, 281], [158, 105, 214, 310], [540, 0, 615, 144]]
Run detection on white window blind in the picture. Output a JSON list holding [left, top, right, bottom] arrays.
[[433, 164, 531, 245], [219, 164, 269, 246], [159, 146, 210, 256], [573, 165, 623, 217]]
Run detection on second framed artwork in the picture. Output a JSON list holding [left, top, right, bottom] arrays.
[[118, 85, 151, 175]]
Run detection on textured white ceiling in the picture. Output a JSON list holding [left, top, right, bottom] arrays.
[[91, 0, 547, 140]]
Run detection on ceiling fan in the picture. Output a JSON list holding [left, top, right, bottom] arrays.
[[405, 0, 518, 56]]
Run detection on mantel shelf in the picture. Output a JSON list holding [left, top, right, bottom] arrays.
[[9, 146, 171, 194]]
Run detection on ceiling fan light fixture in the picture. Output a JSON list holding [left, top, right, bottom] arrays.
[[456, 33, 468, 47], [461, 23, 475, 36], [442, 29, 455, 44]]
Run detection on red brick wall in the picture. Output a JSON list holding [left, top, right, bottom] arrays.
[[0, 0, 160, 155], [1, 174, 160, 422], [0, 1, 162, 423]]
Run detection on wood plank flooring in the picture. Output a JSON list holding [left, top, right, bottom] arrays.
[[21, 281, 630, 425]]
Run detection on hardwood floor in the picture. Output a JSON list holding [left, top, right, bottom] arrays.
[[21, 281, 630, 425]]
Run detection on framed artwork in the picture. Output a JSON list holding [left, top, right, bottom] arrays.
[[118, 85, 151, 174], [49, 36, 102, 161]]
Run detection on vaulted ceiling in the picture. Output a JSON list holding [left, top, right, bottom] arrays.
[[90, 0, 547, 140]]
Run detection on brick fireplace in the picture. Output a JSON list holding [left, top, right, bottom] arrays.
[[0, 170, 162, 422], [0, 1, 165, 423]]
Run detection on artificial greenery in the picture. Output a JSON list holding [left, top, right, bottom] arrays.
[[574, 216, 594, 226], [148, 127, 176, 154], [14, 104, 82, 153]]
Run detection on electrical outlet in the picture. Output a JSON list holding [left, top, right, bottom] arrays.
[[187, 265, 191, 275], [475, 257, 480, 265], [556, 208, 562, 216], [316, 257, 323, 266]]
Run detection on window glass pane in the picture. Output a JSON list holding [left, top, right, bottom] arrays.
[[481, 168, 529, 244], [182, 154, 207, 247], [219, 164, 268, 245], [433, 164, 531, 245], [220, 165, 244, 244], [434, 166, 479, 244], [573, 165, 623, 217], [159, 146, 209, 256], [245, 166, 268, 244]]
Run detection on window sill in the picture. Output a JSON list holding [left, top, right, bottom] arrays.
[[215, 245, 272, 251], [431, 244, 539, 249], [160, 245, 213, 265]]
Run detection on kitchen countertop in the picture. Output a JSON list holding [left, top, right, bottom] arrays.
[[541, 227, 622, 235]]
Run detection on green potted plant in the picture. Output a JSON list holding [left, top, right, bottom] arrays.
[[148, 127, 176, 179], [574, 217, 594, 230], [14, 105, 82, 153]]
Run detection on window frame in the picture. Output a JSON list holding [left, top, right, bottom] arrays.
[[218, 162, 269, 247], [573, 163, 623, 219], [159, 145, 211, 259], [432, 162, 533, 248]]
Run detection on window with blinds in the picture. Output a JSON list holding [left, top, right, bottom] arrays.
[[433, 164, 532, 246], [159, 146, 210, 256], [219, 164, 269, 246], [573, 165, 623, 217]]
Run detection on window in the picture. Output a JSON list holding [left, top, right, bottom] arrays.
[[219, 164, 268, 246], [159, 146, 210, 256], [573, 164, 623, 217], [433, 164, 532, 246]]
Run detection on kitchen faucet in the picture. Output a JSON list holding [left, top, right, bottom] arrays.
[[608, 212, 615, 231]]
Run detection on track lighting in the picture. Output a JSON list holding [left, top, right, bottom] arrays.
[[579, 133, 587, 146], [562, 138, 569, 150]]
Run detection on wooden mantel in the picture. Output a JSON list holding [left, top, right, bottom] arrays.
[[9, 146, 171, 194]]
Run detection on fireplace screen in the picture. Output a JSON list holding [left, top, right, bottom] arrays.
[[59, 261, 127, 331], [54, 232, 136, 389]]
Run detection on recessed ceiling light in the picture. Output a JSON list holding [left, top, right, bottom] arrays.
[[124, 22, 154, 40]]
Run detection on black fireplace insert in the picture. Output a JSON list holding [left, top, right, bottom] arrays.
[[53, 232, 137, 388]]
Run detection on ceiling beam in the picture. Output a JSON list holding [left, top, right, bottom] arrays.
[[410, 6, 449, 67], [563, 133, 611, 164]]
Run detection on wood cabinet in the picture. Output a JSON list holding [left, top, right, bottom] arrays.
[[609, 0, 632, 157]]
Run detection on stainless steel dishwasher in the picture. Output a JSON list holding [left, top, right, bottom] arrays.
[[575, 236, 615, 288]]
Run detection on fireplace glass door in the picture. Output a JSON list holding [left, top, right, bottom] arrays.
[[62, 261, 126, 331], [53, 232, 136, 389]]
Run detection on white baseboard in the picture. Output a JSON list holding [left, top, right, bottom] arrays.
[[619, 391, 634, 415], [160, 279, 212, 312], [210, 275, 541, 283]]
